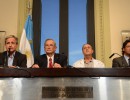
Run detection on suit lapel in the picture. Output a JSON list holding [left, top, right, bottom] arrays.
[[122, 56, 129, 67], [54, 54, 57, 63], [54, 54, 60, 64], [13, 51, 18, 66], [42, 54, 48, 67]]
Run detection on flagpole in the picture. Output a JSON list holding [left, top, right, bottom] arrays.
[[27, 1, 32, 15], [19, 2, 34, 68]]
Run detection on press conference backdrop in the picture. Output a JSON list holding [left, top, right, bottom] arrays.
[[40, 0, 87, 65]]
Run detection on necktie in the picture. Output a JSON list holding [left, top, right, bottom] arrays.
[[128, 58, 130, 67], [49, 58, 53, 68]]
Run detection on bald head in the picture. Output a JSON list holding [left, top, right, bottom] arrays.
[[82, 44, 93, 56]]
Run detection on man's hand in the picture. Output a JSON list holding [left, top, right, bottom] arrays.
[[8, 66, 17, 68], [32, 64, 40, 68], [53, 63, 62, 68]]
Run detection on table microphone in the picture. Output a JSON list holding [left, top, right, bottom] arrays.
[[8, 48, 11, 57], [109, 53, 115, 58], [109, 53, 121, 58]]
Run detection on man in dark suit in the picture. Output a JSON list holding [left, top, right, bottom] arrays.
[[0, 35, 27, 68], [32, 39, 67, 68], [112, 40, 130, 67]]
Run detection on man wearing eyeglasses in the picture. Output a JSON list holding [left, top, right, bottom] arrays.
[[112, 40, 130, 67], [0, 35, 27, 68], [32, 39, 67, 68]]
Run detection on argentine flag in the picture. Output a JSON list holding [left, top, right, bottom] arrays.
[[19, 15, 34, 68]]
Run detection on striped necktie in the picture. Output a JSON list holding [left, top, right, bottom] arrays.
[[49, 58, 53, 68]]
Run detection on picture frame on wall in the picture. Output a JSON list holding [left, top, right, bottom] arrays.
[[0, 31, 6, 52], [121, 30, 130, 43]]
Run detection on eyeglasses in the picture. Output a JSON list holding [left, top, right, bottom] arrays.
[[125, 46, 130, 48]]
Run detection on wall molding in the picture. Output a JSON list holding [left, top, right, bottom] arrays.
[[94, 0, 111, 67]]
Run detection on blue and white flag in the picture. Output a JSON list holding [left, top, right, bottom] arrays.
[[19, 15, 34, 68]]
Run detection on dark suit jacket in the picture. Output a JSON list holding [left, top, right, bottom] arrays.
[[0, 51, 27, 68], [112, 56, 129, 67], [34, 53, 67, 68]]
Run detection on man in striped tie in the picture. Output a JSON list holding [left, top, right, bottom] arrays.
[[32, 39, 67, 68]]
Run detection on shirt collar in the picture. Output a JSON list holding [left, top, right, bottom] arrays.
[[7, 51, 15, 57], [84, 58, 94, 63], [124, 55, 129, 63], [47, 55, 54, 59]]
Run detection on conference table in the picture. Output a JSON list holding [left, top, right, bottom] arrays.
[[0, 68, 130, 100]]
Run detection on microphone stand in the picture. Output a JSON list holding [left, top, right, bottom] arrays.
[[109, 53, 121, 59]]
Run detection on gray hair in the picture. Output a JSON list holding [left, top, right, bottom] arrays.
[[82, 43, 93, 50], [44, 39, 56, 46], [5, 35, 18, 44]]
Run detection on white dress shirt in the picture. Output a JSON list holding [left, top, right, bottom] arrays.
[[73, 58, 105, 68]]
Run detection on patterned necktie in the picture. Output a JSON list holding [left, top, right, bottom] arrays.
[[49, 58, 53, 68]]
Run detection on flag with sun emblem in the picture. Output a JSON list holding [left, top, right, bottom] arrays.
[[19, 15, 34, 68]]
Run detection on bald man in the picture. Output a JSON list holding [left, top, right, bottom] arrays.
[[73, 44, 105, 68]]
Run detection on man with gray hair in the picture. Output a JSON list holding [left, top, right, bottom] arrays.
[[32, 39, 67, 68], [0, 35, 27, 68]]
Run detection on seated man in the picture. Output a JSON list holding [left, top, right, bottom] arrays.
[[73, 43, 105, 68], [112, 40, 130, 67], [0, 35, 27, 68], [32, 39, 67, 68]]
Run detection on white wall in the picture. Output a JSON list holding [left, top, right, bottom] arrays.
[[0, 0, 18, 36], [109, 0, 130, 57]]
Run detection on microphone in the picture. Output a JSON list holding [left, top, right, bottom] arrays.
[[109, 53, 121, 58], [4, 53, 7, 67], [8, 48, 11, 57], [3, 48, 11, 67], [109, 53, 115, 58], [67, 65, 73, 68]]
